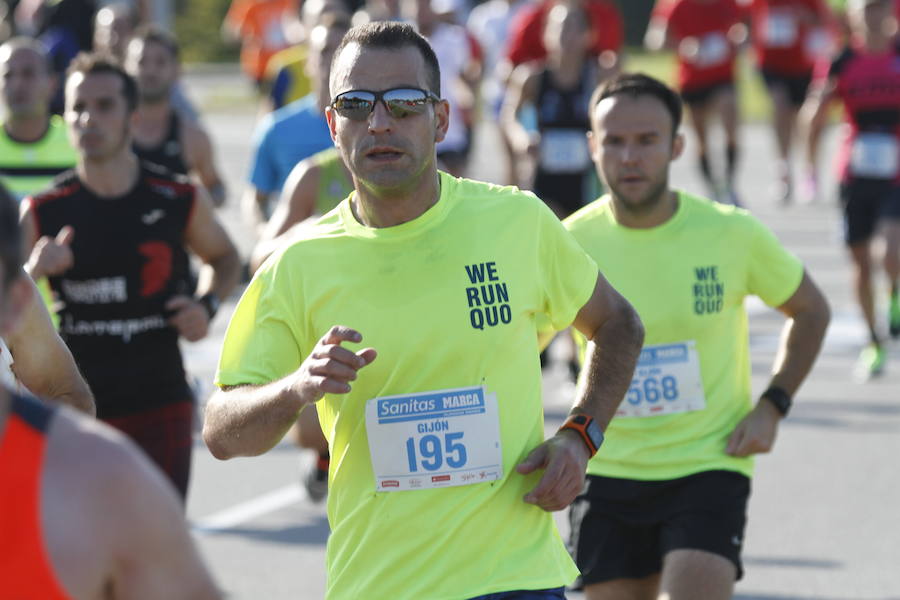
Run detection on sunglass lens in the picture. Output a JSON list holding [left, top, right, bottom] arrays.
[[335, 92, 375, 119], [383, 89, 430, 118]]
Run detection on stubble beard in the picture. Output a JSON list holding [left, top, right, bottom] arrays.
[[608, 172, 670, 217]]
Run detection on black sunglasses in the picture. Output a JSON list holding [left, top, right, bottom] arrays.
[[330, 87, 440, 121]]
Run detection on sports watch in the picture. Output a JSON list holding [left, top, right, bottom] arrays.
[[761, 386, 791, 417], [558, 414, 604, 457], [198, 292, 220, 320]]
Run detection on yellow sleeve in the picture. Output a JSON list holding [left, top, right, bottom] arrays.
[[536, 202, 599, 331]]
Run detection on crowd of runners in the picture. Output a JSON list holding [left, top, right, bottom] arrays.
[[0, 0, 897, 598]]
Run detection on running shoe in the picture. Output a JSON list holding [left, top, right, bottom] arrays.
[[303, 458, 329, 503], [889, 293, 900, 338], [854, 344, 886, 381]]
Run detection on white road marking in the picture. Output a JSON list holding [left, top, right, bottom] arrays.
[[192, 483, 306, 533]]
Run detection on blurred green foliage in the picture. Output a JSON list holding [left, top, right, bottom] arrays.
[[174, 0, 239, 63]]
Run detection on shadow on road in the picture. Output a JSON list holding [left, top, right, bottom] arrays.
[[200, 517, 330, 546]]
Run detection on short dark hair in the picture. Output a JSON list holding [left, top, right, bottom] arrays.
[[0, 183, 21, 286], [330, 21, 441, 97], [590, 73, 683, 139], [66, 52, 139, 113], [130, 24, 181, 61], [0, 37, 54, 75]]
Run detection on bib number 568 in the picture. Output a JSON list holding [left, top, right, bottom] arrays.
[[405, 432, 468, 472], [627, 375, 679, 405]]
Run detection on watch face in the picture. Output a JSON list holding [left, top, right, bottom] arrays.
[[586, 420, 604, 448]]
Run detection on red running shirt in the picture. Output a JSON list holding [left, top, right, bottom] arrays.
[[0, 394, 69, 599], [505, 0, 623, 66], [654, 0, 743, 91], [815, 40, 900, 184], [747, 0, 832, 76]]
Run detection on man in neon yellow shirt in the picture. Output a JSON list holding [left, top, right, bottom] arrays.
[[204, 22, 645, 600], [0, 37, 77, 201], [563, 73, 830, 600]]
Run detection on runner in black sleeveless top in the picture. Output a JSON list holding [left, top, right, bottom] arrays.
[[532, 61, 599, 217], [126, 25, 227, 207], [21, 54, 240, 498], [501, 2, 605, 218], [133, 110, 189, 174], [30, 163, 195, 417]]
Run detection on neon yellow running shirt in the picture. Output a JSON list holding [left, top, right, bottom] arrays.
[[0, 116, 76, 200], [217, 172, 596, 599], [564, 191, 803, 481], [311, 147, 352, 215]]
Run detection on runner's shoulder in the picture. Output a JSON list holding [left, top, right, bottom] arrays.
[[679, 190, 768, 237], [26, 169, 81, 209], [447, 172, 550, 218], [141, 161, 196, 201]]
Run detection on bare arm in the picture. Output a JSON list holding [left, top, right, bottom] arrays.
[[184, 123, 227, 208], [203, 326, 377, 459], [7, 273, 95, 415], [166, 187, 240, 342], [242, 186, 272, 233], [109, 443, 221, 600], [517, 272, 644, 511], [499, 64, 539, 187], [249, 160, 320, 273], [569, 272, 645, 429], [45, 412, 220, 599], [727, 271, 830, 456], [800, 75, 836, 176], [644, 16, 674, 52]]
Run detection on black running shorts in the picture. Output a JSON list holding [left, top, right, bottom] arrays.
[[839, 179, 900, 245], [568, 470, 751, 587]]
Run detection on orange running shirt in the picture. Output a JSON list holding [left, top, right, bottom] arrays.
[[225, 0, 294, 82], [0, 394, 69, 600]]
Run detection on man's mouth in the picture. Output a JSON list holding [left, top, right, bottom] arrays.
[[366, 147, 404, 161]]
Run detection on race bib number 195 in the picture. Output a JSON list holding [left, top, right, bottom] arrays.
[[618, 341, 706, 418], [365, 386, 503, 492]]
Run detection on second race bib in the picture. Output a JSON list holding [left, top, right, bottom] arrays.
[[618, 341, 706, 418], [696, 33, 730, 67], [365, 386, 503, 492], [850, 133, 899, 179], [540, 129, 591, 173], [765, 12, 798, 48]]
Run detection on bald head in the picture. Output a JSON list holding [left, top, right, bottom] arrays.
[[0, 38, 55, 118]]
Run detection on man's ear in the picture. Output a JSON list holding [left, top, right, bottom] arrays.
[[433, 99, 450, 144], [325, 107, 339, 146], [672, 131, 684, 161]]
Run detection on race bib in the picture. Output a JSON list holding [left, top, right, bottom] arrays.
[[850, 133, 899, 179], [765, 13, 797, 48], [539, 129, 591, 173], [365, 386, 503, 492], [617, 341, 706, 418], [804, 28, 831, 61], [696, 33, 730, 67]]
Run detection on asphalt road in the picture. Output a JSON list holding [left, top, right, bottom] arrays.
[[178, 70, 900, 600]]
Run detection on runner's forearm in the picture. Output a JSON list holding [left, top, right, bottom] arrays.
[[203, 376, 308, 459], [768, 301, 830, 397], [571, 304, 644, 430]]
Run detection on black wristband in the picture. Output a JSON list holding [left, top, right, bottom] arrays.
[[198, 292, 220, 320], [761, 386, 792, 417]]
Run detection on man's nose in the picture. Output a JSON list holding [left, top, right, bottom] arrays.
[[367, 100, 394, 133]]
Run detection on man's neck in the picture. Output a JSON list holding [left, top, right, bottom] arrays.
[[77, 151, 141, 198], [136, 98, 173, 123], [610, 189, 679, 230], [4, 113, 51, 143], [549, 53, 585, 86], [351, 171, 442, 228]]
